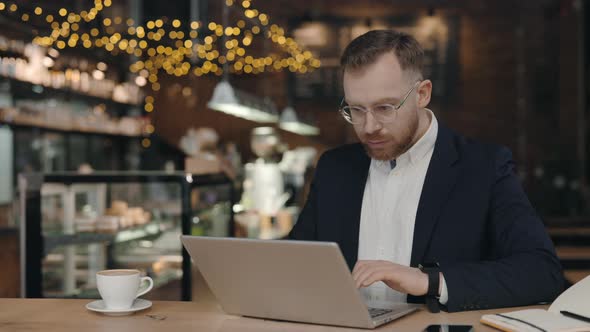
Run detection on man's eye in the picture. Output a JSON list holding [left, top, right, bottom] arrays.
[[374, 105, 394, 113]]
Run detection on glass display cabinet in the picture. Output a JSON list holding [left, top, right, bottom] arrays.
[[18, 171, 234, 301]]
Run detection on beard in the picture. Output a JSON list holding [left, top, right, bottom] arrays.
[[360, 114, 419, 161]]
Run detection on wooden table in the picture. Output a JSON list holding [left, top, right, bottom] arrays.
[[0, 298, 546, 331]]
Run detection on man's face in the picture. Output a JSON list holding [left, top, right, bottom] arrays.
[[343, 53, 420, 161]]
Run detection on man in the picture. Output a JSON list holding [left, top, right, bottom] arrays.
[[288, 29, 563, 313]]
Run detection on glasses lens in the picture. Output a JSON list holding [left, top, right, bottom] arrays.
[[373, 104, 396, 123], [340, 104, 398, 124], [349, 106, 367, 124]]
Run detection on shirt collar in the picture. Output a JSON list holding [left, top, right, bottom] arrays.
[[372, 109, 438, 172]]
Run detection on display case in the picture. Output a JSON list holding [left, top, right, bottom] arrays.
[[19, 171, 234, 301], [0, 35, 150, 228]]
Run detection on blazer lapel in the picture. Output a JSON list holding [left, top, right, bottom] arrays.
[[341, 144, 370, 270], [410, 125, 460, 267]]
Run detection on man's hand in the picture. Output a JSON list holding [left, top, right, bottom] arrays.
[[352, 260, 429, 296]]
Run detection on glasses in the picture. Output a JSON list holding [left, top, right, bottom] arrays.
[[339, 81, 421, 125]]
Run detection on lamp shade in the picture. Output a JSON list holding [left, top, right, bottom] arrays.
[[207, 80, 278, 123], [208, 80, 238, 106], [279, 105, 320, 136]]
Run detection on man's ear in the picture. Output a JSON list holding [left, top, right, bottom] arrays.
[[417, 79, 432, 108]]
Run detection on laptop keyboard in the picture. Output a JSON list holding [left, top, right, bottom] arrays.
[[368, 307, 393, 318]]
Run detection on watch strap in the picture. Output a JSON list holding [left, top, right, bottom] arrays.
[[419, 263, 441, 313]]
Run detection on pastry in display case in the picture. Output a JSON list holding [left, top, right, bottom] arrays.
[[19, 172, 234, 300]]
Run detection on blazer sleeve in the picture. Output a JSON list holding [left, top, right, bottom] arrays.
[[287, 154, 323, 241], [440, 147, 564, 312]]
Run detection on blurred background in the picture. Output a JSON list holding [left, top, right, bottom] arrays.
[[0, 0, 588, 301]]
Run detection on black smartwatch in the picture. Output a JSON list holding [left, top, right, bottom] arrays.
[[418, 262, 441, 313]]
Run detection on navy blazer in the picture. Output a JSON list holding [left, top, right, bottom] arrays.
[[288, 123, 563, 312]]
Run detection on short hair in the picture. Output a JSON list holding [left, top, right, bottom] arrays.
[[340, 29, 424, 80]]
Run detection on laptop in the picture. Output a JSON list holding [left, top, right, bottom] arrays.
[[181, 236, 420, 329]]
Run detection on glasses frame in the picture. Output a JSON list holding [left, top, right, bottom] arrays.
[[339, 81, 421, 125]]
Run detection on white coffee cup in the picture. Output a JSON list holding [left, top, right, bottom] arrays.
[[96, 269, 153, 310]]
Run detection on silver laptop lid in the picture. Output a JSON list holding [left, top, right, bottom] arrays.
[[181, 236, 375, 328]]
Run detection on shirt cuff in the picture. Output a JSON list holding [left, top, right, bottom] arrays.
[[439, 273, 449, 305]]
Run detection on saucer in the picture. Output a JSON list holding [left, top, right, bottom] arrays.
[[86, 299, 152, 316]]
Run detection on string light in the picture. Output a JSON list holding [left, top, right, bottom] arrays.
[[5, 0, 320, 99], [144, 103, 154, 112], [142, 138, 151, 148]]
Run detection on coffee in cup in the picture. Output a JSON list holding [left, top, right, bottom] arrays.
[[96, 269, 153, 310]]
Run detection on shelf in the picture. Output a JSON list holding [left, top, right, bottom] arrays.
[[38, 171, 231, 186], [43, 220, 177, 255], [0, 49, 26, 60], [3, 76, 142, 108], [0, 117, 145, 138], [548, 226, 590, 246], [114, 221, 177, 245], [0, 226, 17, 236]]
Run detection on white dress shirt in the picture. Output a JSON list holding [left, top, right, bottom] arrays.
[[357, 109, 448, 308]]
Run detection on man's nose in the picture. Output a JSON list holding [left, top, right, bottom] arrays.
[[363, 111, 382, 135]]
